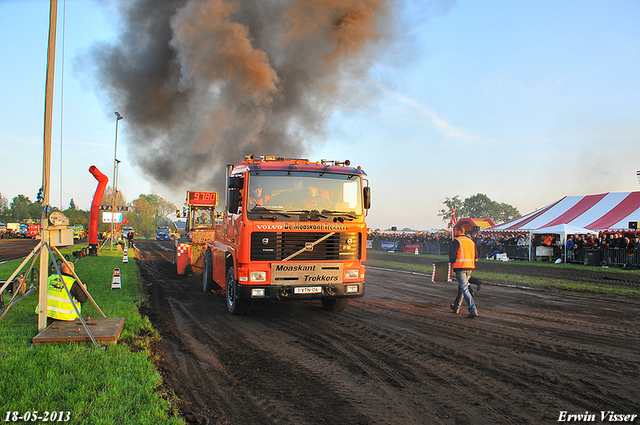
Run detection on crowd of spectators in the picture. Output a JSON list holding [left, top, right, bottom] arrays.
[[368, 231, 531, 258], [369, 231, 452, 254], [368, 230, 640, 266], [562, 233, 638, 250]]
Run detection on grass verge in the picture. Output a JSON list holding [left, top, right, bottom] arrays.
[[0, 243, 183, 425]]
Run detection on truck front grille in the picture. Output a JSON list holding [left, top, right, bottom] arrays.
[[251, 232, 361, 262]]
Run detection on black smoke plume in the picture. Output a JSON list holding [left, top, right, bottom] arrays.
[[92, 0, 394, 193]]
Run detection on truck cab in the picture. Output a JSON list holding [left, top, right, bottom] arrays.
[[71, 224, 85, 240], [26, 224, 40, 239], [203, 155, 371, 314]]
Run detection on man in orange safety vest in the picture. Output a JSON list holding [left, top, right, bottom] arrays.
[[449, 224, 479, 318]]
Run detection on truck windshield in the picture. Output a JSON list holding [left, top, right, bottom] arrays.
[[191, 207, 214, 228], [247, 171, 363, 217]]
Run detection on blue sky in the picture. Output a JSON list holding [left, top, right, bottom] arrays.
[[1, 0, 639, 231]]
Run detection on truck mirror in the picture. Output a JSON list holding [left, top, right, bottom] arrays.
[[229, 190, 240, 214], [363, 186, 371, 210], [228, 176, 244, 189]]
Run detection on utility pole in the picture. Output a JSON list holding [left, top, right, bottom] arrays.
[[38, 0, 58, 331]]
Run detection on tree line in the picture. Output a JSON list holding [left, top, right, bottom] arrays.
[[438, 193, 521, 225], [0, 190, 177, 238], [2, 190, 520, 236]]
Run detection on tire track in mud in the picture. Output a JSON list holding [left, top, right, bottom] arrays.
[[332, 270, 639, 422], [137, 241, 640, 425], [166, 296, 373, 425], [235, 304, 445, 425], [370, 269, 640, 412]]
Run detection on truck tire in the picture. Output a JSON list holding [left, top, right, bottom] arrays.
[[321, 298, 350, 311], [226, 267, 250, 315], [203, 249, 213, 293]]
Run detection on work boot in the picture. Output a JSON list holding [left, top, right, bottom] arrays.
[[467, 311, 479, 319], [450, 304, 459, 314], [469, 276, 483, 292]]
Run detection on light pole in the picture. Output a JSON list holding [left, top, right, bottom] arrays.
[[111, 112, 123, 249]]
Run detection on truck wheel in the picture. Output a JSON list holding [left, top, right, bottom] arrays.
[[203, 249, 213, 293], [226, 267, 250, 315], [321, 298, 350, 311]]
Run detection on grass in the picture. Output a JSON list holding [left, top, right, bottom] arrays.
[[366, 251, 640, 299], [0, 242, 183, 425], [475, 271, 640, 297]]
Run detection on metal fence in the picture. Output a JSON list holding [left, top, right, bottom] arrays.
[[370, 239, 640, 268], [490, 245, 640, 267]]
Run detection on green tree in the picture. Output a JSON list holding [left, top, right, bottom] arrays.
[[126, 196, 157, 238], [63, 207, 90, 228], [29, 201, 43, 220], [10, 195, 34, 222], [437, 195, 464, 227], [495, 202, 521, 223], [0, 193, 9, 222], [463, 193, 497, 218], [123, 194, 178, 238], [438, 193, 521, 225], [100, 187, 127, 208], [137, 194, 177, 219]]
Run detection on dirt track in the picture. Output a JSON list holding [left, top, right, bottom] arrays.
[[134, 240, 639, 425], [0, 239, 39, 263]]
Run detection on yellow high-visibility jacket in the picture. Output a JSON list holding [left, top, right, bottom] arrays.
[[35, 274, 81, 321]]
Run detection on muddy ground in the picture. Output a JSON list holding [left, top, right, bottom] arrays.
[[133, 241, 639, 425]]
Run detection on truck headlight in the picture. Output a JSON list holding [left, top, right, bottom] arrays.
[[250, 271, 267, 282], [345, 269, 359, 279], [251, 288, 266, 297]]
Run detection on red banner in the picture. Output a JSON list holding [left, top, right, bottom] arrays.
[[402, 243, 421, 254]]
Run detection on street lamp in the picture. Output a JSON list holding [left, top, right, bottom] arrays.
[[111, 112, 123, 249]]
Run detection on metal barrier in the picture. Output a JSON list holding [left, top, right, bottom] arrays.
[[600, 248, 639, 267], [425, 242, 450, 255], [369, 240, 640, 268], [504, 245, 530, 261]]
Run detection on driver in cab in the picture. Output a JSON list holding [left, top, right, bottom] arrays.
[[249, 185, 270, 207], [195, 210, 211, 224], [303, 186, 331, 210]]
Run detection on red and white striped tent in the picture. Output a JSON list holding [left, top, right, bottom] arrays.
[[486, 191, 640, 233]]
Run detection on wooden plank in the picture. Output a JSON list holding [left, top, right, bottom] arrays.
[[32, 317, 125, 346]]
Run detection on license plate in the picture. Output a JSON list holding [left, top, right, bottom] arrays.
[[294, 286, 322, 294]]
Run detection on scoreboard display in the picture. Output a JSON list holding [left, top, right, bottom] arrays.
[[186, 191, 218, 206]]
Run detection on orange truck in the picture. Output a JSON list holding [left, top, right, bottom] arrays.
[[26, 224, 41, 239], [174, 190, 219, 276], [202, 155, 371, 315]]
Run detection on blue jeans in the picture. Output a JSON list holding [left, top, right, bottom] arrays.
[[453, 270, 476, 314]]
